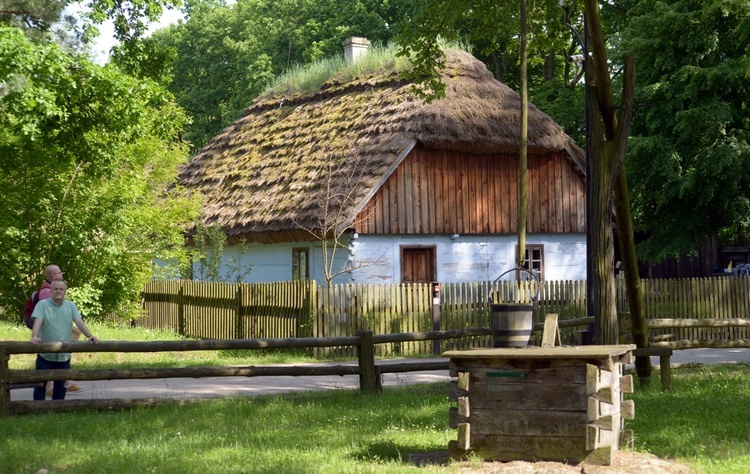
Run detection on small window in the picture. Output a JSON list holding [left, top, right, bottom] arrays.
[[292, 248, 309, 280], [401, 246, 436, 283], [517, 245, 544, 281]]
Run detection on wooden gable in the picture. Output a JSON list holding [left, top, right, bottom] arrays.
[[353, 143, 585, 235]]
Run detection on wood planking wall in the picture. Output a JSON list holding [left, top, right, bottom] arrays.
[[354, 144, 585, 235]]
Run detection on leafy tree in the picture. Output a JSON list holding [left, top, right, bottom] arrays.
[[0, 26, 199, 319], [188, 223, 253, 282], [0, 0, 84, 45], [623, 0, 750, 262], [395, 0, 571, 101], [155, 0, 411, 149], [0, 0, 181, 56]]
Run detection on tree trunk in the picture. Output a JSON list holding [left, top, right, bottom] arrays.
[[587, 83, 619, 344], [614, 166, 652, 379], [584, 0, 638, 345]]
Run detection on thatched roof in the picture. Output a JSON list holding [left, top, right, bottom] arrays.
[[178, 49, 585, 240]]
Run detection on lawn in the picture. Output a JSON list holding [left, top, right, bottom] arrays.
[[1, 321, 748, 473]]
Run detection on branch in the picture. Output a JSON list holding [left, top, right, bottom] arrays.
[[584, 0, 616, 140], [611, 55, 636, 170], [48, 161, 85, 261]]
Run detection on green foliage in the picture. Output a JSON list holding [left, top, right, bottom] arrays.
[[394, 0, 571, 102], [0, 26, 200, 319], [188, 224, 253, 282], [0, 0, 182, 60], [86, 0, 182, 46], [0, 0, 83, 45], [622, 0, 750, 262], [155, 0, 412, 149], [529, 77, 586, 145], [65, 284, 104, 319]]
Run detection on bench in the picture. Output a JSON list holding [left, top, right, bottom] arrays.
[[632, 347, 673, 391], [540, 314, 674, 391]]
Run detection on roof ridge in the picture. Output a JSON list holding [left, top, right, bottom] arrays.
[[243, 76, 410, 116]]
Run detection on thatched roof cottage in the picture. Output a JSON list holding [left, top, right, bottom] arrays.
[[178, 40, 586, 284]]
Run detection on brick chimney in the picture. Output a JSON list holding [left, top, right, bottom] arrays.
[[343, 37, 370, 63]]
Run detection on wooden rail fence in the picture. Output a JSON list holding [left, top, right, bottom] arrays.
[[0, 329, 490, 417], [6, 315, 749, 416]]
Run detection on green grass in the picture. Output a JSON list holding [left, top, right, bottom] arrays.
[[2, 320, 749, 473], [261, 42, 411, 98], [627, 363, 750, 473], [0, 384, 456, 473], [261, 38, 472, 98]]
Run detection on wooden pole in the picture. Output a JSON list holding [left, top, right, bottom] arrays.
[[516, 0, 528, 268], [356, 330, 381, 393], [0, 345, 9, 417]]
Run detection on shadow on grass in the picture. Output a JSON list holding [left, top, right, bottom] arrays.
[[353, 441, 453, 467]]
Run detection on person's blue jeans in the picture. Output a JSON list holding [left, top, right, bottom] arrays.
[[33, 355, 70, 400]]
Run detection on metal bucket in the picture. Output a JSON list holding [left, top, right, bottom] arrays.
[[490, 303, 534, 347]]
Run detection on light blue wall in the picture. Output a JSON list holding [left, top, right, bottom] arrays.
[[192, 233, 586, 284], [192, 241, 350, 284], [349, 234, 586, 283]]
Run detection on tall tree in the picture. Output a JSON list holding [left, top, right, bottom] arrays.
[[0, 0, 181, 55], [0, 26, 199, 318], [154, 0, 412, 149], [623, 0, 750, 262]]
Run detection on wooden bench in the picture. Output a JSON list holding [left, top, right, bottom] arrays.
[[631, 347, 673, 391], [540, 314, 674, 391]]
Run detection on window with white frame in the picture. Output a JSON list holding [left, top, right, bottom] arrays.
[[517, 245, 544, 281]]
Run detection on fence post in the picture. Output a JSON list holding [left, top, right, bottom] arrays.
[[0, 344, 9, 418], [357, 330, 381, 393], [432, 282, 441, 355], [178, 283, 185, 336], [235, 285, 243, 339]]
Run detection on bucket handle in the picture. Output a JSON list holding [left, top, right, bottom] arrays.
[[488, 267, 541, 304]]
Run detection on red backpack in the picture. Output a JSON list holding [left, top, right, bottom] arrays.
[[22, 282, 51, 329]]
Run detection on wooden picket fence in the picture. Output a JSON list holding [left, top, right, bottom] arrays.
[[138, 279, 316, 340], [631, 277, 750, 344], [121, 277, 750, 357]]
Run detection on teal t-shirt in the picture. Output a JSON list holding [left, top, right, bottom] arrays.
[[31, 298, 82, 362]]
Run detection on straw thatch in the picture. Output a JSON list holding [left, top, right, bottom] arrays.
[[178, 49, 584, 242]]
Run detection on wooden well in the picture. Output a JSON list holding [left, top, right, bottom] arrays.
[[444, 345, 635, 465]]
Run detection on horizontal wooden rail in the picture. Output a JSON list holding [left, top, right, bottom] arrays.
[[651, 339, 750, 350], [0, 330, 463, 417], [646, 318, 750, 329], [373, 328, 491, 344], [5, 316, 748, 417], [1, 336, 361, 355]]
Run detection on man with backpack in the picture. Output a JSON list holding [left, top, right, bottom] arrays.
[[27, 265, 85, 394], [29, 279, 99, 400]]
